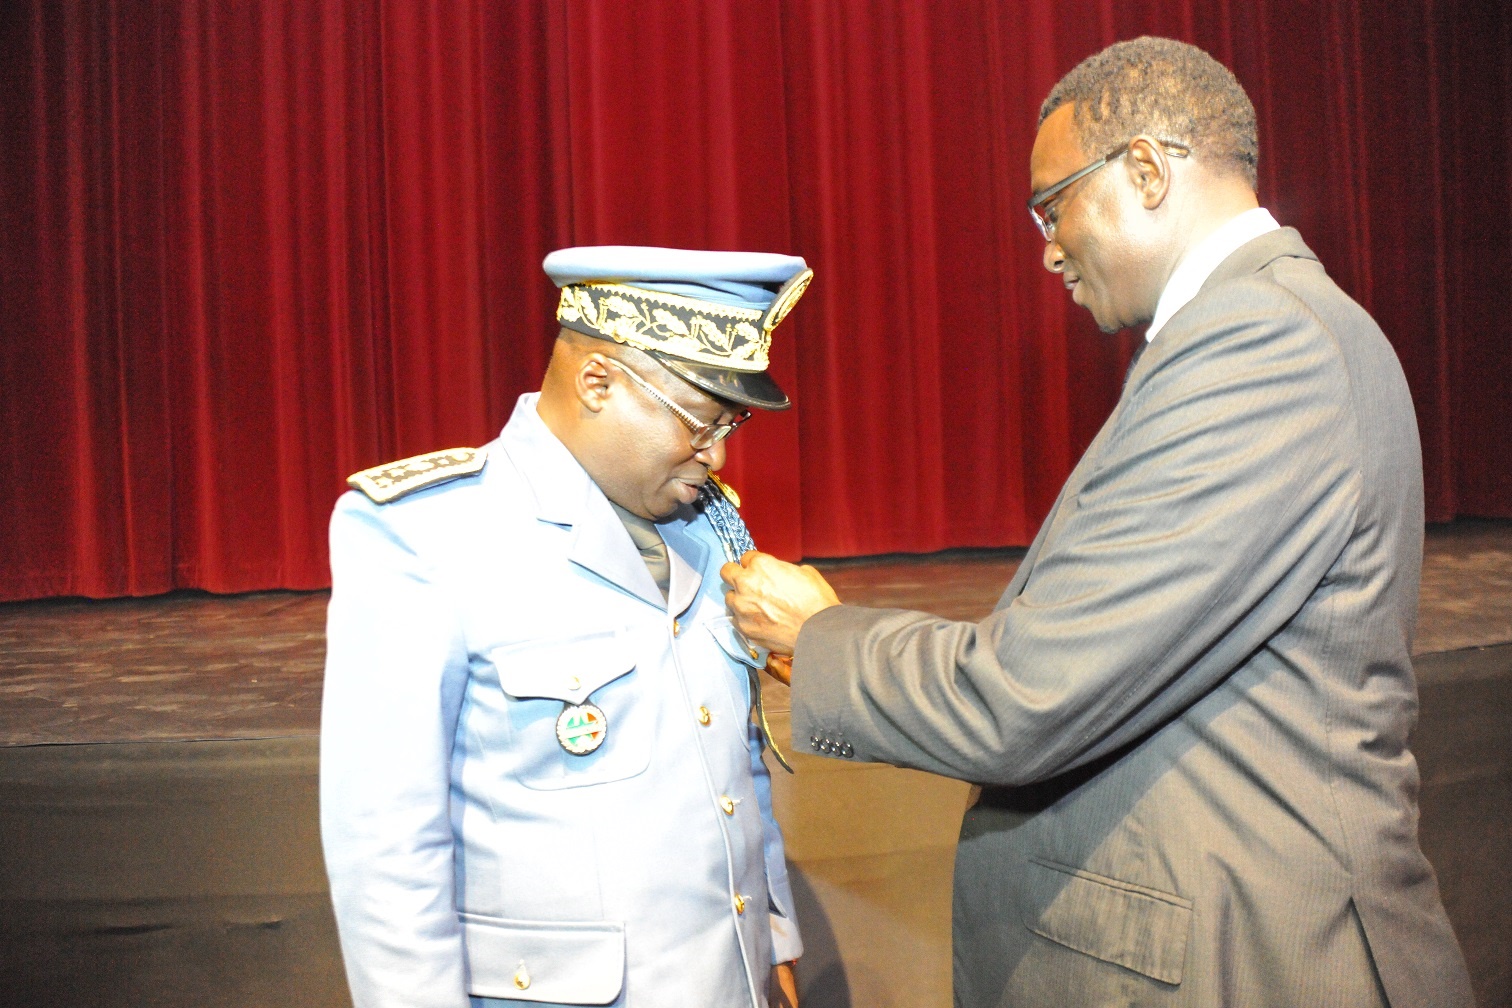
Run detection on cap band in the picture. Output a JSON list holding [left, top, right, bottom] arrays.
[[556, 274, 812, 372]]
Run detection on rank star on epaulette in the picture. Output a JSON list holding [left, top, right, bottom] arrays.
[[347, 447, 487, 504]]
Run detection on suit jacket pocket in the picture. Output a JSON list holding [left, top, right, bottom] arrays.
[[1023, 857, 1191, 985], [460, 913, 625, 1004]]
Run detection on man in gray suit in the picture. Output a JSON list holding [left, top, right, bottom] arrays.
[[723, 37, 1473, 1007]]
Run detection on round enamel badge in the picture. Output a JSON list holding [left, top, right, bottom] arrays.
[[556, 702, 608, 756]]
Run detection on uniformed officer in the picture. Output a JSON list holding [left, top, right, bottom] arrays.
[[320, 247, 812, 1008]]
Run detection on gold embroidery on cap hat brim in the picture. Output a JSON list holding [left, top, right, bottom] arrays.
[[557, 282, 775, 370]]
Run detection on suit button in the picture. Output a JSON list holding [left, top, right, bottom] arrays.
[[697, 706, 712, 726], [748, 646, 759, 659], [819, 740, 832, 754], [720, 795, 736, 815], [840, 743, 854, 758], [810, 736, 821, 750], [672, 619, 681, 636], [513, 964, 530, 990], [734, 894, 747, 915]]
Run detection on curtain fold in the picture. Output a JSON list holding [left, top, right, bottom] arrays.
[[1, 0, 1508, 601]]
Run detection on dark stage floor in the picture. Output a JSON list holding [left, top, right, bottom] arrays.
[[1, 519, 1508, 1007]]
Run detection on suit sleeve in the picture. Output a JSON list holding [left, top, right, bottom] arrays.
[[793, 283, 1361, 786], [320, 492, 472, 1008]]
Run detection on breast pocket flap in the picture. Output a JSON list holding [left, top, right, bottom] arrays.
[[1024, 857, 1192, 986], [460, 913, 625, 1004], [705, 615, 767, 668], [491, 631, 633, 702]]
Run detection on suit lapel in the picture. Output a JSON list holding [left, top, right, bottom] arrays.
[[1004, 228, 1321, 603]]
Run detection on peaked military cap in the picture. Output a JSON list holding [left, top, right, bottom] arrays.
[[543, 245, 812, 411]]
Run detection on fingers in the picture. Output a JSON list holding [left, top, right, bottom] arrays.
[[721, 550, 770, 589], [764, 653, 793, 686], [720, 561, 742, 588]]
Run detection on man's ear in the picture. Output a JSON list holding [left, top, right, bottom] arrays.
[[1125, 135, 1174, 210], [576, 353, 614, 414]]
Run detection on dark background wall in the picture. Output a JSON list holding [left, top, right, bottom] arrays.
[[2, 0, 1510, 601]]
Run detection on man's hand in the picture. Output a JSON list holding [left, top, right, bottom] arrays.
[[722, 551, 840, 655], [769, 960, 798, 1008]]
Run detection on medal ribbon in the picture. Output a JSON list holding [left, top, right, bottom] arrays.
[[699, 481, 795, 774]]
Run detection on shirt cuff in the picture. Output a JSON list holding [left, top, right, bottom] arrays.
[[769, 908, 803, 964]]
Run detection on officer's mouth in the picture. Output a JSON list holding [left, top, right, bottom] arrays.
[[671, 475, 706, 504]]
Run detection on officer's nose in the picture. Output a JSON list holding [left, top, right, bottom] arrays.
[[696, 438, 727, 472], [1043, 238, 1065, 274]]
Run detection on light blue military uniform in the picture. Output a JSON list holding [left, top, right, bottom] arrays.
[[321, 248, 809, 1008]]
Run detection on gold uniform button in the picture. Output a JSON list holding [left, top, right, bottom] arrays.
[[567, 675, 581, 691], [747, 646, 759, 659], [513, 965, 531, 990], [672, 619, 681, 636], [720, 795, 736, 815], [697, 706, 712, 726], [734, 894, 747, 915]]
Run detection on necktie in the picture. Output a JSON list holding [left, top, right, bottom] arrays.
[[610, 503, 669, 599]]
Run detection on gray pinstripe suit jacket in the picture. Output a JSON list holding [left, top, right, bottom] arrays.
[[791, 229, 1473, 1007]]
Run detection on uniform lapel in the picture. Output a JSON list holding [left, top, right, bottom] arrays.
[[497, 393, 666, 609], [659, 516, 708, 618], [566, 484, 666, 608]]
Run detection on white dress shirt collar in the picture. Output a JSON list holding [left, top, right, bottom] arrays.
[[1145, 207, 1280, 342]]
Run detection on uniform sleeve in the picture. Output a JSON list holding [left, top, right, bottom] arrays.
[[792, 283, 1361, 786], [320, 492, 472, 1008], [750, 722, 803, 964]]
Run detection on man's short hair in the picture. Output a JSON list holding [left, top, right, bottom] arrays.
[[1040, 37, 1259, 191]]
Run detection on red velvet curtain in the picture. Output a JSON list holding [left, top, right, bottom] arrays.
[[2, 0, 1508, 601]]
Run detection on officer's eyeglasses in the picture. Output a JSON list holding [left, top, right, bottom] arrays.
[[1028, 139, 1190, 241], [606, 358, 752, 450]]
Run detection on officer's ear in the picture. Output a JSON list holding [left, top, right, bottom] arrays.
[[576, 353, 614, 414]]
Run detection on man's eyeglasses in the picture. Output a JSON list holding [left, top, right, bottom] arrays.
[[606, 358, 752, 450], [1027, 139, 1190, 241]]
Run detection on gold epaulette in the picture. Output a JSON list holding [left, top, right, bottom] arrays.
[[708, 472, 742, 508], [347, 447, 487, 504]]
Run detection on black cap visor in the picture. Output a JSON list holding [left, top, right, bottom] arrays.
[[649, 351, 791, 411]]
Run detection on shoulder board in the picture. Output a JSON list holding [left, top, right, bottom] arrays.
[[347, 447, 487, 504], [707, 472, 742, 509]]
